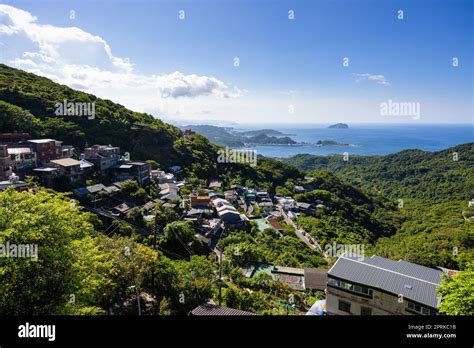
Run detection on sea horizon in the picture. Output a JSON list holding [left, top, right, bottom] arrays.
[[229, 123, 474, 158]]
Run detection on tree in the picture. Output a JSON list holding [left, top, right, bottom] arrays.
[[131, 188, 148, 204], [438, 263, 474, 315], [67, 234, 158, 313], [162, 221, 197, 254], [172, 256, 217, 313], [146, 160, 160, 169], [0, 188, 95, 314], [151, 255, 217, 314]]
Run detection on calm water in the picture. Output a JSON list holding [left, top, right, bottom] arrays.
[[234, 124, 474, 158]]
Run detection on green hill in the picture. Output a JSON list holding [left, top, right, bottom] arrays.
[[0, 64, 304, 187], [284, 145, 474, 268], [284, 143, 474, 202]]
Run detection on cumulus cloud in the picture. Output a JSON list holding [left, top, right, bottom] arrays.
[[159, 71, 241, 98], [352, 73, 390, 86], [0, 4, 242, 117]]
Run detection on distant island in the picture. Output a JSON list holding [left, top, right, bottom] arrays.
[[315, 140, 350, 146], [328, 123, 349, 129], [182, 125, 296, 147], [236, 129, 293, 137]]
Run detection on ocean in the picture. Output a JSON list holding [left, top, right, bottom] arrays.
[[234, 124, 474, 158]]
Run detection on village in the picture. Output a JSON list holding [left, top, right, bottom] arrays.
[[0, 132, 328, 253], [0, 131, 465, 316]]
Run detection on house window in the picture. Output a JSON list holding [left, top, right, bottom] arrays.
[[407, 301, 436, 315], [338, 300, 351, 313], [407, 301, 421, 313], [353, 284, 373, 296], [360, 306, 372, 315], [328, 278, 373, 297]]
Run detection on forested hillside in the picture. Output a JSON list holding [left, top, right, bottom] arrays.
[[284, 146, 474, 269], [284, 143, 474, 202], [0, 64, 304, 188]]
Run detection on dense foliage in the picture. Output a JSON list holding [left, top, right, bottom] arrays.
[[284, 144, 474, 270], [437, 263, 474, 315], [284, 143, 474, 202]]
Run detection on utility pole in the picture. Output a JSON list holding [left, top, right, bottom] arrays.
[[218, 248, 223, 305], [136, 286, 142, 316], [129, 285, 141, 316], [151, 208, 160, 288]]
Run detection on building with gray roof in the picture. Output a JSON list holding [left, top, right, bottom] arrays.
[[326, 253, 443, 316]]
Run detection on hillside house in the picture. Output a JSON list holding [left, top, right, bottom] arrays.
[[0, 132, 31, 145], [277, 197, 296, 211], [111, 161, 151, 186], [190, 193, 211, 209], [0, 145, 12, 180], [84, 144, 120, 174], [326, 253, 443, 315], [27, 139, 63, 166], [8, 146, 36, 175], [49, 158, 83, 184]]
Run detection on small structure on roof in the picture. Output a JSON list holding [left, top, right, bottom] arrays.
[[295, 185, 305, 193], [208, 180, 222, 189], [110, 202, 132, 216], [296, 202, 313, 212], [169, 165, 182, 173]]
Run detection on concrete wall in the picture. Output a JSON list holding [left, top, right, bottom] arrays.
[[326, 286, 416, 315]]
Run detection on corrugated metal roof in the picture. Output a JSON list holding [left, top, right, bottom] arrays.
[[328, 253, 442, 308], [190, 304, 256, 316], [365, 255, 442, 284]]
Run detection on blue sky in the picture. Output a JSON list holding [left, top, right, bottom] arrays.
[[0, 0, 472, 124]]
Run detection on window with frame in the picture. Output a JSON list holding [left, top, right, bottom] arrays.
[[360, 306, 372, 315], [338, 300, 351, 313], [328, 277, 373, 297], [407, 301, 436, 315]]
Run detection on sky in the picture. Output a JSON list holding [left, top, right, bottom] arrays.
[[0, 0, 472, 125]]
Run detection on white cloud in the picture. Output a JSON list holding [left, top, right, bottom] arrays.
[[0, 4, 243, 117], [352, 73, 390, 86]]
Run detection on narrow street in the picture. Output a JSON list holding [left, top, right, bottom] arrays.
[[277, 205, 328, 258]]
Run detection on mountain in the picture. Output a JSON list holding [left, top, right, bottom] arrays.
[[245, 133, 296, 145], [237, 129, 290, 137], [328, 123, 349, 129], [283, 143, 474, 201], [184, 124, 296, 147]]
